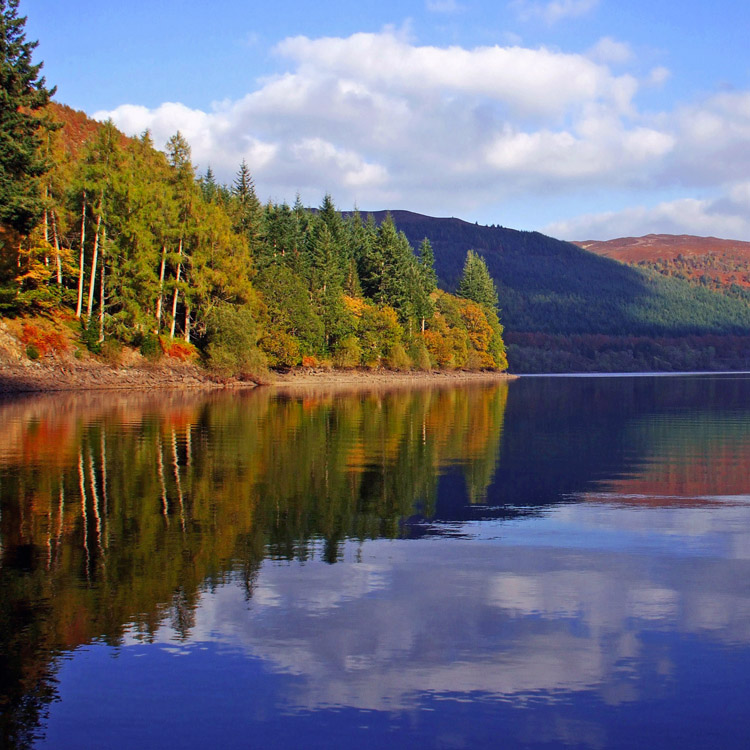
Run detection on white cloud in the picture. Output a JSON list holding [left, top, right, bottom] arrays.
[[544, 185, 750, 241], [588, 37, 633, 65], [513, 0, 599, 25], [94, 30, 750, 235], [648, 66, 671, 87], [96, 30, 653, 212]]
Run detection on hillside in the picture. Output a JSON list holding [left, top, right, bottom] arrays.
[[361, 211, 750, 336], [576, 233, 750, 299], [358, 212, 750, 372]]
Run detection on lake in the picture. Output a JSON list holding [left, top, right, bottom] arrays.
[[1, 374, 749, 749]]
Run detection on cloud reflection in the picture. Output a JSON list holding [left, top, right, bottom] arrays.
[[137, 501, 750, 715]]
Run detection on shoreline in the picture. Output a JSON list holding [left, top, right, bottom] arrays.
[[0, 360, 516, 395]]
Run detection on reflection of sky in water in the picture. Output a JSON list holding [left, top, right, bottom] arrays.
[[13, 376, 750, 749], [41, 500, 750, 748]]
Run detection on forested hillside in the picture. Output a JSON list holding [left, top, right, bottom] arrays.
[[578, 234, 750, 303], [0, 105, 508, 376], [360, 211, 750, 371]]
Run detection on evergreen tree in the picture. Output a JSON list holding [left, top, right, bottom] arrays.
[[0, 0, 56, 234], [418, 238, 437, 293], [199, 166, 218, 203], [231, 159, 262, 242], [457, 250, 499, 311]]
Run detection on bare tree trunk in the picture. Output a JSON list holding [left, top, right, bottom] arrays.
[[98, 229, 106, 344], [76, 193, 86, 318], [51, 210, 62, 285], [43, 199, 49, 267], [87, 207, 102, 318], [155, 244, 167, 332], [170, 237, 183, 339], [184, 306, 191, 343]]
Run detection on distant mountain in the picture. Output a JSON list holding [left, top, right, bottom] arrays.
[[576, 233, 750, 294], [357, 212, 750, 372], [360, 211, 750, 337]]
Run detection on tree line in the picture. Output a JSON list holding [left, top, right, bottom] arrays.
[[0, 1, 507, 374]]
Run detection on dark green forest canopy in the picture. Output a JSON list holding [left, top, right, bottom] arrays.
[[356, 210, 750, 338]]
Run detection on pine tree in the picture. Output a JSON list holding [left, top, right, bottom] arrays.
[[457, 250, 499, 311], [0, 0, 56, 234]]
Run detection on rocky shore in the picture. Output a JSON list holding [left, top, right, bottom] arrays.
[[0, 358, 515, 394]]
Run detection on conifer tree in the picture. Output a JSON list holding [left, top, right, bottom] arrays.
[[457, 250, 499, 311], [0, 0, 56, 234]]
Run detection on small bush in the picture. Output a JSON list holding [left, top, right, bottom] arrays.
[[101, 338, 123, 364], [301, 355, 319, 369], [139, 333, 161, 361], [408, 339, 432, 371], [260, 331, 300, 369], [333, 335, 362, 369], [386, 343, 412, 371], [205, 304, 267, 380], [20, 322, 69, 357], [163, 338, 197, 361], [80, 316, 101, 354], [26, 344, 39, 360]]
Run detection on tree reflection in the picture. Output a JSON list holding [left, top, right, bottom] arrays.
[[0, 383, 509, 745]]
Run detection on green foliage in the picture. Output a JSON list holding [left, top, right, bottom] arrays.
[[0, 0, 56, 235], [458, 250, 499, 311], [139, 332, 161, 361], [25, 342, 38, 359], [80, 315, 100, 354], [205, 303, 266, 379], [332, 334, 362, 369], [408, 337, 432, 371], [386, 343, 412, 371]]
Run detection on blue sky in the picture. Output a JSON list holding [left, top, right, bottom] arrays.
[[24, 0, 750, 240]]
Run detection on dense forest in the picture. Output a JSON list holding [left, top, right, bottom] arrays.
[[375, 211, 750, 371], [0, 3, 507, 376]]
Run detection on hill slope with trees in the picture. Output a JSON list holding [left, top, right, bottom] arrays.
[[359, 211, 750, 371]]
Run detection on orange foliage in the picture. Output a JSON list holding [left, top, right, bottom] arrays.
[[20, 323, 69, 356], [160, 337, 197, 361]]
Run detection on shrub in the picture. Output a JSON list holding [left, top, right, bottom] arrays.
[[205, 304, 267, 380], [25, 343, 39, 360], [162, 338, 197, 361], [80, 316, 101, 354], [301, 355, 319, 369], [139, 333, 162, 361], [409, 338, 432, 371], [101, 338, 123, 365], [20, 322, 69, 357], [260, 330, 300, 369], [386, 343, 411, 371], [332, 335, 362, 369]]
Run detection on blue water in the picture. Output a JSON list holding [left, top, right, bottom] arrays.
[[1, 375, 749, 749]]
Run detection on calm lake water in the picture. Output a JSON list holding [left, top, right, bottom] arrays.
[[1, 375, 750, 749]]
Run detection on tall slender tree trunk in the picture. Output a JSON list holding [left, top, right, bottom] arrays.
[[51, 210, 62, 285], [170, 237, 183, 339], [87, 200, 103, 318], [155, 243, 167, 332], [76, 193, 87, 318], [184, 306, 191, 343], [98, 228, 106, 343], [42, 185, 50, 267]]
